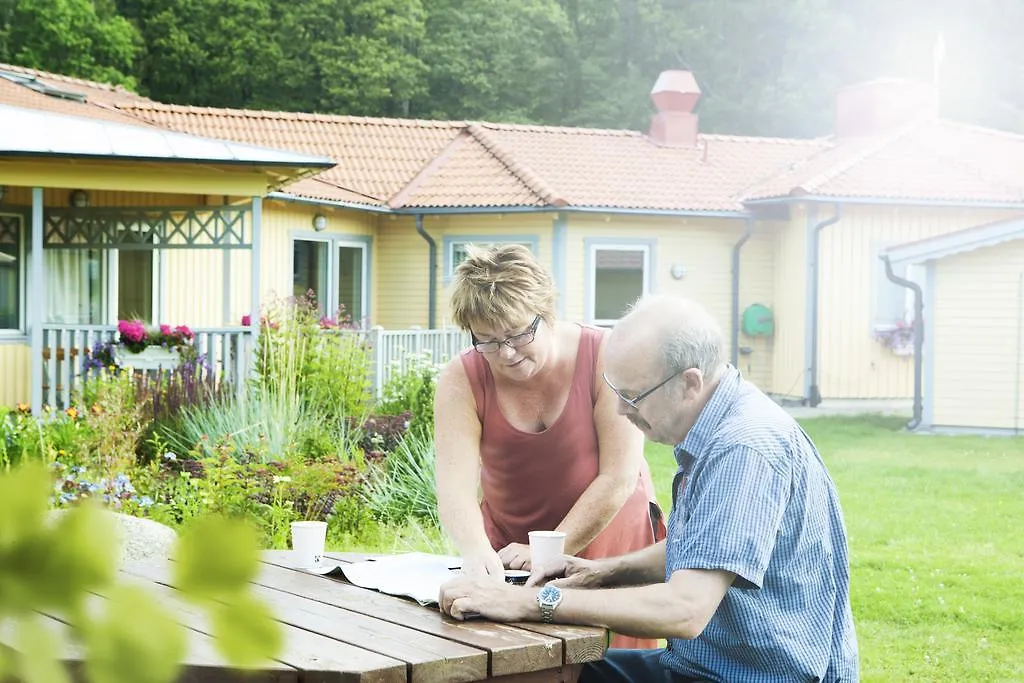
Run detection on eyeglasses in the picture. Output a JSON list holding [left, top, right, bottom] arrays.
[[472, 315, 542, 354], [602, 370, 680, 410]]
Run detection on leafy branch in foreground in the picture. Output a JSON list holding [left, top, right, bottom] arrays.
[[0, 463, 281, 683]]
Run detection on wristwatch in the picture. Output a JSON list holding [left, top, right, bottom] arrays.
[[536, 585, 563, 623]]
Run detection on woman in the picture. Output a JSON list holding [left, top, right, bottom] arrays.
[[434, 244, 665, 649]]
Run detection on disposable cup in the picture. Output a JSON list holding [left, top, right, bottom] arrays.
[[504, 569, 531, 585], [528, 530, 566, 569], [291, 521, 327, 567]]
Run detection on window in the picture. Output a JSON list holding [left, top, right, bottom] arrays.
[[116, 250, 155, 322], [293, 237, 369, 326], [587, 242, 653, 326], [0, 214, 20, 331], [444, 236, 539, 279]]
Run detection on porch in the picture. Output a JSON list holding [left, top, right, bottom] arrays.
[[38, 324, 470, 409]]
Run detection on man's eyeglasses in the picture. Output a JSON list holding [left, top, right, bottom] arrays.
[[472, 315, 542, 354], [603, 370, 680, 410]]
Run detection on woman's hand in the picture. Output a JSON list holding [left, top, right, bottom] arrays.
[[497, 542, 533, 571], [459, 548, 506, 581]]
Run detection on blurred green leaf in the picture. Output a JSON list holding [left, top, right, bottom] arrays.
[[0, 463, 51, 549], [15, 614, 70, 683], [82, 584, 185, 683], [33, 503, 118, 611], [209, 593, 283, 667], [173, 516, 260, 603]]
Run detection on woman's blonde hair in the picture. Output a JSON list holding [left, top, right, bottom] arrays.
[[449, 244, 557, 332]]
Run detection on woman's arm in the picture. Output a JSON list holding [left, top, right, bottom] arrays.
[[550, 334, 646, 556], [434, 358, 503, 577]]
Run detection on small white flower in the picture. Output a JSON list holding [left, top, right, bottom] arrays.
[[273, 475, 292, 484]]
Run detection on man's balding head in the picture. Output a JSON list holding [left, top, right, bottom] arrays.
[[608, 294, 726, 380]]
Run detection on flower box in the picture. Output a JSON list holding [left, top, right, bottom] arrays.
[[113, 345, 182, 371]]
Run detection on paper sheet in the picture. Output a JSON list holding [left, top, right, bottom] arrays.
[[307, 552, 463, 606]]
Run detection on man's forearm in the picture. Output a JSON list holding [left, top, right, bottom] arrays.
[[599, 539, 666, 587]]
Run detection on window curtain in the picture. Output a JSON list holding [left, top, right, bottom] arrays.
[[45, 250, 102, 324]]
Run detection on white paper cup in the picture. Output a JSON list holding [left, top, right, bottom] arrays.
[[291, 521, 327, 567], [528, 530, 566, 569]]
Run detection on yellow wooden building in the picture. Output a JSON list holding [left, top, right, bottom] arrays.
[[4, 64, 1024, 432]]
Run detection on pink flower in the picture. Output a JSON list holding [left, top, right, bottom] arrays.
[[160, 324, 172, 335], [174, 325, 193, 340], [241, 315, 251, 327], [117, 319, 147, 343]]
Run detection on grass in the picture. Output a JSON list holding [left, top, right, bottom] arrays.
[[345, 414, 1024, 681], [644, 414, 1024, 683]]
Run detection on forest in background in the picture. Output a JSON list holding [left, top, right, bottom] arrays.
[[1, 0, 1022, 138]]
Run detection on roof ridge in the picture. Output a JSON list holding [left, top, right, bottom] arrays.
[[473, 120, 642, 137], [118, 101, 466, 128], [937, 117, 1024, 143], [467, 124, 566, 206], [386, 131, 473, 208], [793, 122, 922, 193], [305, 176, 383, 204]]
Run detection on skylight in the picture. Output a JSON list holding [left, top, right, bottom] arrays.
[[0, 70, 87, 103]]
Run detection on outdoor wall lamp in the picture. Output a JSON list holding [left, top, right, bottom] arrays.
[[670, 263, 687, 279], [312, 213, 328, 231], [70, 189, 90, 208]]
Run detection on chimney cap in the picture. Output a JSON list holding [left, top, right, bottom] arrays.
[[651, 70, 701, 113]]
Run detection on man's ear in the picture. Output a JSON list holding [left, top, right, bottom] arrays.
[[680, 368, 704, 398]]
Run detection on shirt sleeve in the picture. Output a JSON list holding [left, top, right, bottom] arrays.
[[668, 445, 790, 589]]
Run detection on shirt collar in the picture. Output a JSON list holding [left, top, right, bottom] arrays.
[[675, 364, 741, 465]]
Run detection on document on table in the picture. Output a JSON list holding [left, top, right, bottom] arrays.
[[307, 552, 463, 606]]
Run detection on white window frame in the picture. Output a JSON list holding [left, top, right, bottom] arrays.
[[586, 240, 655, 326], [0, 212, 25, 337], [442, 235, 540, 281], [106, 247, 161, 324], [291, 233, 370, 326]]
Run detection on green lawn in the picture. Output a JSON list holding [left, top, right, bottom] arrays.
[[644, 415, 1024, 683]]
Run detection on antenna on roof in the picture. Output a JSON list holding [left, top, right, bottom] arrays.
[[932, 31, 946, 86]]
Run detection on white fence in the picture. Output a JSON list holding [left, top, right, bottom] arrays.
[[354, 326, 470, 398], [38, 324, 468, 407]]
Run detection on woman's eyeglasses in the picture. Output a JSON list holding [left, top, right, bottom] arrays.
[[472, 315, 541, 354]]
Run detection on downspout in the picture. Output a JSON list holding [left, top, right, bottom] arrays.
[[881, 255, 924, 430], [730, 217, 755, 367], [807, 204, 842, 407], [415, 214, 437, 329]]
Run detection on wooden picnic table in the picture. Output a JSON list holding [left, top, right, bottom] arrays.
[[18, 549, 609, 683]]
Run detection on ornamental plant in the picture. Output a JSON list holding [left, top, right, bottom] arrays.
[[117, 320, 194, 354], [872, 319, 916, 355]]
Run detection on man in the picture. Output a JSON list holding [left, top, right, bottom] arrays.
[[439, 294, 859, 682]]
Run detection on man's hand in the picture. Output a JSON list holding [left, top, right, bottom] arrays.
[[439, 574, 537, 622], [525, 555, 609, 590], [497, 542, 532, 570]]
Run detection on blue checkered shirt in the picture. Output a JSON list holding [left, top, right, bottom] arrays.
[[660, 366, 859, 682]]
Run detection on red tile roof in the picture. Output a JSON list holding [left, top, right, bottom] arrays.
[[7, 62, 1024, 211], [119, 104, 466, 206], [0, 64, 158, 127], [747, 120, 1024, 205]]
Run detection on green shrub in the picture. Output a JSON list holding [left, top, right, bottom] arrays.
[[376, 351, 439, 441], [360, 428, 438, 527]]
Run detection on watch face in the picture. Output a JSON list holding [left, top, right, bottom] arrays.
[[538, 586, 560, 604]]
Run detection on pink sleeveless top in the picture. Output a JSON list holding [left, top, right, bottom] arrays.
[[460, 325, 665, 560]]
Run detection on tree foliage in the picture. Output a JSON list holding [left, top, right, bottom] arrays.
[[2, 0, 1024, 137]]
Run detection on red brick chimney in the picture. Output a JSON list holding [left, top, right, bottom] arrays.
[[835, 78, 939, 138], [648, 70, 701, 147]]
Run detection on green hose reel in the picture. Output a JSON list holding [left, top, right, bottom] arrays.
[[741, 303, 774, 338]]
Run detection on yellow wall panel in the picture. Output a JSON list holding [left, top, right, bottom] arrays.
[[816, 205, 1020, 399], [769, 206, 809, 399], [931, 240, 1024, 430], [0, 343, 30, 407]]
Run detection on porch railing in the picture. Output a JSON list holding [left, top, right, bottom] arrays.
[[41, 325, 252, 409], [39, 324, 470, 408]]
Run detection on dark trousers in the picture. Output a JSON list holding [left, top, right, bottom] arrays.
[[579, 648, 704, 683]]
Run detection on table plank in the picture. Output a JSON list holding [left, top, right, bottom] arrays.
[[116, 569, 407, 683], [5, 605, 295, 683], [260, 552, 562, 677], [316, 551, 608, 667], [124, 558, 488, 683]]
